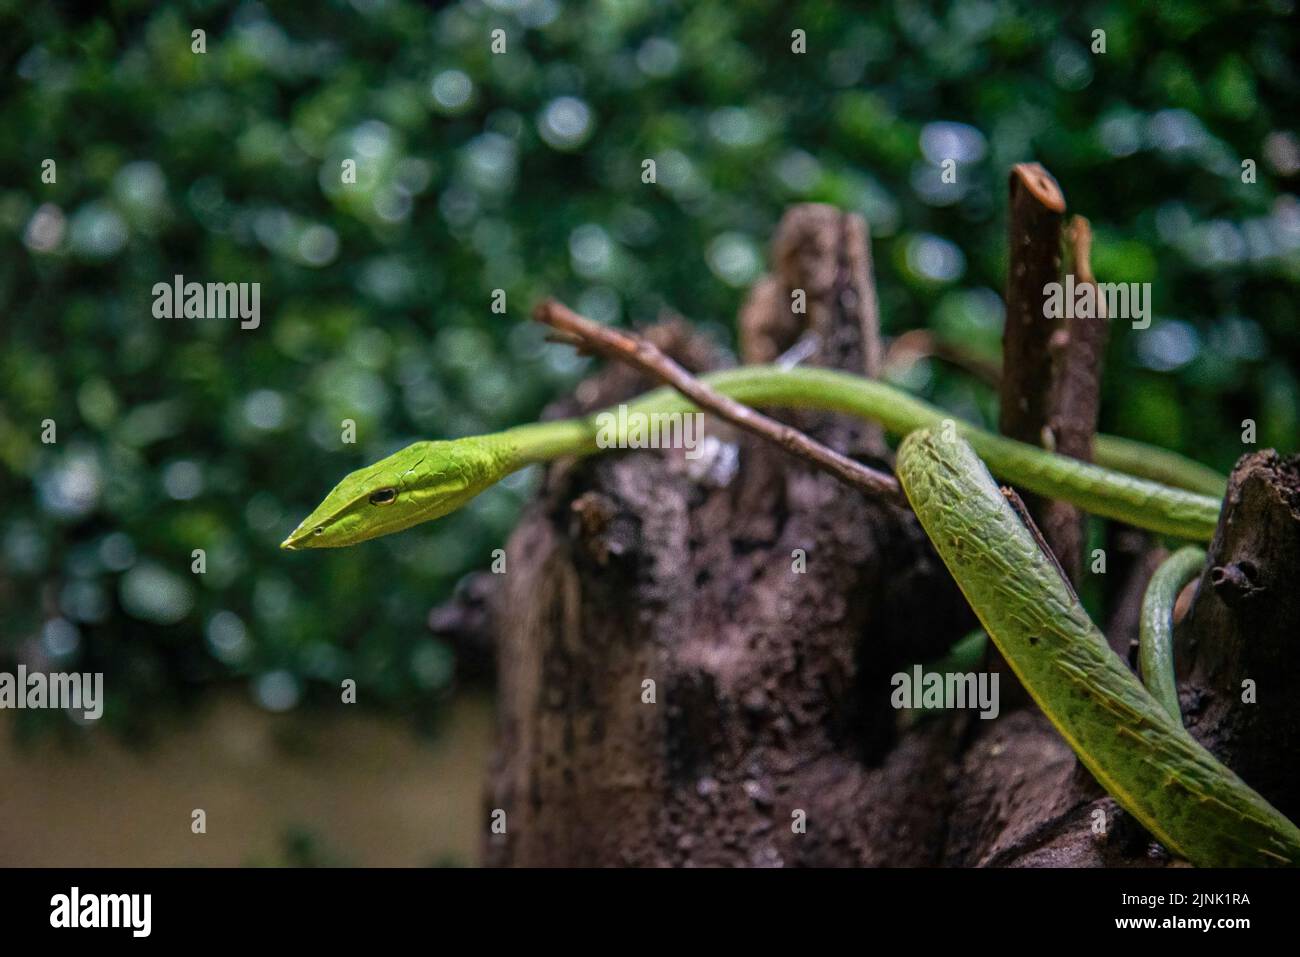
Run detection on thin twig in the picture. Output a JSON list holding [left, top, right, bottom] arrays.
[[532, 299, 904, 503], [1001, 486, 1079, 605]]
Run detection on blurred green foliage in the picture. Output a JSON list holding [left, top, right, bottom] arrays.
[[1, 0, 1297, 736]]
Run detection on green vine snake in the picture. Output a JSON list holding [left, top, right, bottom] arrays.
[[283, 364, 1299, 866], [1139, 546, 1207, 724]]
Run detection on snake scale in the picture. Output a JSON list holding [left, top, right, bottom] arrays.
[[284, 364, 1299, 866]]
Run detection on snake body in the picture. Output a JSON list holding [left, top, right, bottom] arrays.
[[283, 367, 1224, 547], [896, 429, 1300, 867], [284, 365, 1299, 866], [1138, 546, 1207, 724]]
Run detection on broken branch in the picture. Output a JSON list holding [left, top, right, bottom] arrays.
[[532, 298, 904, 503]]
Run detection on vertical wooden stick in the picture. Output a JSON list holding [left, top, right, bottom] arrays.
[[994, 163, 1065, 705], [1041, 216, 1110, 584], [1000, 162, 1066, 452]]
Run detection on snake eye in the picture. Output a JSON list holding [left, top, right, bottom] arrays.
[[368, 487, 397, 506]]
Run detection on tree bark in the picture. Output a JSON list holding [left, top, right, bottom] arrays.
[[944, 450, 1300, 866], [480, 207, 975, 866], [447, 202, 1300, 868], [999, 163, 1065, 461], [1041, 216, 1109, 585], [990, 164, 1067, 708], [1177, 451, 1300, 821]]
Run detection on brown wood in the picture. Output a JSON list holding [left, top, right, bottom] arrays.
[[481, 206, 976, 866], [1177, 451, 1300, 821], [449, 196, 1299, 868], [990, 164, 1067, 706], [1040, 216, 1110, 584], [999, 163, 1065, 459], [944, 451, 1300, 865], [532, 299, 903, 503], [745, 205, 888, 455]]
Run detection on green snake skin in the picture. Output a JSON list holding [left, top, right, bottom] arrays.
[[283, 366, 1225, 549], [283, 365, 1297, 866], [1139, 546, 1208, 724], [896, 428, 1300, 867]]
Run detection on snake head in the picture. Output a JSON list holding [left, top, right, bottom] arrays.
[[281, 439, 500, 549]]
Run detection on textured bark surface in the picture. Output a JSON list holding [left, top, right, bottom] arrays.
[[742, 204, 881, 379], [999, 163, 1065, 461], [991, 164, 1066, 707], [480, 207, 975, 866], [438, 202, 1300, 868], [741, 204, 887, 457], [1177, 451, 1300, 821], [1041, 216, 1109, 585], [942, 710, 1164, 868], [946, 450, 1300, 867]]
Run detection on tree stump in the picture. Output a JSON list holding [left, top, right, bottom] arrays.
[[426, 203, 1300, 867], [479, 206, 974, 866]]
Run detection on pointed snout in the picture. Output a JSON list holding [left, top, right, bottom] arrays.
[[280, 518, 326, 550]]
